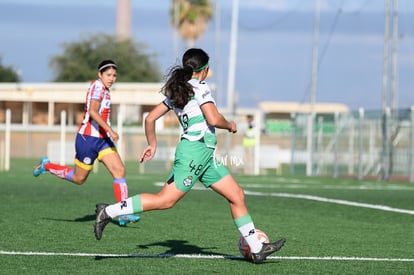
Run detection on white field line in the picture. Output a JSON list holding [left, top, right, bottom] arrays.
[[242, 183, 414, 191], [155, 182, 414, 215], [0, 251, 413, 262], [155, 181, 414, 191], [244, 190, 414, 215]]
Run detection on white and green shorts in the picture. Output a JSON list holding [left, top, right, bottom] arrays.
[[166, 138, 229, 192]]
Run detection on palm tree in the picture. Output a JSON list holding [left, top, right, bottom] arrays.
[[171, 0, 213, 48]]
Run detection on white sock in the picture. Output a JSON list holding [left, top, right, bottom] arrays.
[[239, 223, 262, 253], [105, 198, 134, 218]]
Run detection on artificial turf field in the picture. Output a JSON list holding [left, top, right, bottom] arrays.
[[1, 159, 413, 274]]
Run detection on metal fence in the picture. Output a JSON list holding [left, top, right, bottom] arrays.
[[3, 106, 414, 182], [290, 107, 414, 182]]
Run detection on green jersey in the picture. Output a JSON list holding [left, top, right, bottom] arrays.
[[163, 78, 216, 147], [163, 78, 229, 191]]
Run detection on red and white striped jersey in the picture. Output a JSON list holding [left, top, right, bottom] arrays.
[[78, 79, 111, 138]]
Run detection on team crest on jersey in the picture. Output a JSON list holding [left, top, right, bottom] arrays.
[[83, 157, 92, 165], [183, 176, 193, 186]]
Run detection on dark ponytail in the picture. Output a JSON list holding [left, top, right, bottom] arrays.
[[161, 48, 209, 109], [161, 65, 194, 109]]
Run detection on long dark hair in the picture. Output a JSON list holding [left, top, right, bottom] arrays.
[[161, 48, 209, 109]]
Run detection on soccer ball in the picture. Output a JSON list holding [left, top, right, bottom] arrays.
[[238, 229, 269, 259]]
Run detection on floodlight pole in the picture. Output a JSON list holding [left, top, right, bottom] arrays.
[[227, 0, 239, 116], [224, 0, 239, 158], [381, 0, 390, 181], [391, 0, 399, 112], [306, 0, 320, 176]]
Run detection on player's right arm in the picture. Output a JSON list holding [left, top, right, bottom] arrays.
[[140, 102, 170, 163]]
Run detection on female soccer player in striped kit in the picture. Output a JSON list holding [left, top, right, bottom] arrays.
[[93, 49, 286, 263], [33, 60, 140, 226]]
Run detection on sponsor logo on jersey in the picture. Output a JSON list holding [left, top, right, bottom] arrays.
[[202, 90, 210, 99]]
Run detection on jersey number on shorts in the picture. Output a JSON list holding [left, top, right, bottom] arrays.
[[189, 160, 203, 175]]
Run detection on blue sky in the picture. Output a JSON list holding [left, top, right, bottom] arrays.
[[1, 0, 414, 111]]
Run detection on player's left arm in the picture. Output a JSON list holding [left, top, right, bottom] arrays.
[[195, 82, 236, 133], [201, 103, 237, 133], [89, 100, 118, 140]]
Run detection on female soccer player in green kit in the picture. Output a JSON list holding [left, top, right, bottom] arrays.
[[94, 49, 286, 263]]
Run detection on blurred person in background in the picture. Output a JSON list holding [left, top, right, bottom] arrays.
[[33, 59, 140, 226], [242, 114, 256, 175]]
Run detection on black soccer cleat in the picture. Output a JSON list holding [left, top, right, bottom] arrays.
[[250, 238, 286, 264], [94, 203, 111, 240]]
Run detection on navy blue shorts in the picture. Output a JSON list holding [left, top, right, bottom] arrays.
[[74, 133, 117, 170]]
